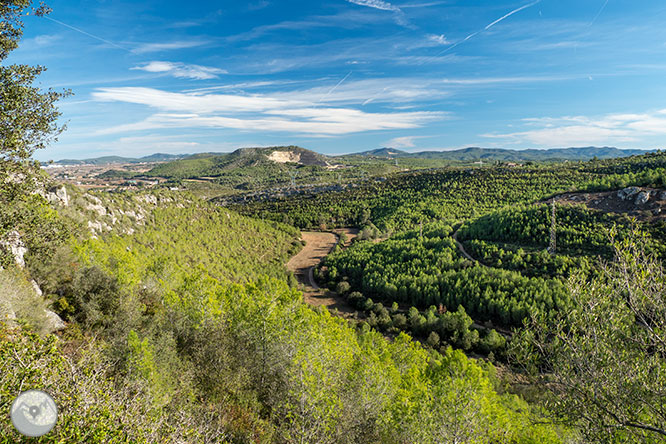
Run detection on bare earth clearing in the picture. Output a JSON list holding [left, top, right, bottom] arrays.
[[552, 188, 666, 221], [287, 229, 358, 315]]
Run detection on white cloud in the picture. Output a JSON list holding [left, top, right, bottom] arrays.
[[91, 86, 443, 137], [92, 87, 306, 113], [132, 41, 208, 54], [347, 0, 400, 12], [427, 34, 449, 45], [25, 34, 62, 47], [131, 61, 227, 80], [386, 136, 419, 148], [482, 110, 666, 147], [440, 75, 572, 85]]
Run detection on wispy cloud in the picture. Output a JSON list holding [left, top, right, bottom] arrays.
[[482, 109, 666, 147], [131, 61, 227, 80], [386, 136, 424, 148], [23, 34, 63, 47], [400, 1, 448, 8], [440, 74, 574, 85], [438, 0, 541, 55], [91, 86, 443, 136], [247, 1, 270, 11], [427, 34, 450, 45], [346, 0, 413, 28], [132, 40, 208, 54], [347, 0, 400, 12]]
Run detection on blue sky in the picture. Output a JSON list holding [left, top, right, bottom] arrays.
[[8, 0, 666, 160]]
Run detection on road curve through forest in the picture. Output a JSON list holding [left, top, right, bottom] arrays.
[[286, 230, 358, 315], [452, 226, 478, 263]]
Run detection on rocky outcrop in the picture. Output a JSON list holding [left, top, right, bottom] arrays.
[[46, 185, 69, 207], [31, 280, 43, 297], [136, 194, 158, 205], [0, 231, 28, 268], [617, 187, 641, 201], [44, 310, 65, 332], [85, 195, 107, 216], [636, 191, 650, 205]]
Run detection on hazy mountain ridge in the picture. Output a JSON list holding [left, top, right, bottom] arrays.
[[54, 153, 186, 165], [54, 146, 655, 166], [357, 146, 653, 161]]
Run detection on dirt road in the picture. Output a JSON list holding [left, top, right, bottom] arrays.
[[452, 227, 478, 263], [287, 229, 358, 315]]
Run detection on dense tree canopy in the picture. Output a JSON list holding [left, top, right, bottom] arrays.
[[1, 0, 68, 201]]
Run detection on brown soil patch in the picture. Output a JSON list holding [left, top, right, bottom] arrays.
[[287, 230, 358, 316], [552, 188, 666, 221]]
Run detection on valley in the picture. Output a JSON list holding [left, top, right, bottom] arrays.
[[6, 146, 666, 443], [286, 230, 357, 313], [4, 1, 666, 442]]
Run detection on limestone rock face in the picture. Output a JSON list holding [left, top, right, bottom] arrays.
[[31, 280, 43, 297], [46, 186, 69, 207], [137, 194, 158, 205], [0, 231, 27, 268], [44, 310, 65, 332], [85, 195, 107, 217]]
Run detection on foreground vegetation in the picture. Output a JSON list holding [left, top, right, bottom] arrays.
[[2, 191, 569, 443]]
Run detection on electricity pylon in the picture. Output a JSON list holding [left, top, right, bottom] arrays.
[[547, 198, 557, 255]]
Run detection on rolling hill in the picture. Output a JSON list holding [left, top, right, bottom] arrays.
[[355, 146, 653, 161], [55, 153, 186, 165], [143, 146, 336, 179]]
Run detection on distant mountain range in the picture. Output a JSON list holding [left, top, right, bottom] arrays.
[[53, 146, 655, 166], [356, 146, 653, 161], [54, 153, 186, 165]]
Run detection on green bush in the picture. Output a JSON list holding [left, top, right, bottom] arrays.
[[0, 269, 51, 335], [347, 291, 364, 308], [335, 280, 351, 295]]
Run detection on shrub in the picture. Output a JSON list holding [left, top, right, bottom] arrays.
[[0, 269, 51, 335], [392, 313, 407, 330], [348, 291, 364, 308], [427, 331, 441, 348], [336, 281, 351, 295]]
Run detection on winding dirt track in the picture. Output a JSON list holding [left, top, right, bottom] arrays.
[[452, 227, 478, 263], [287, 230, 358, 315]]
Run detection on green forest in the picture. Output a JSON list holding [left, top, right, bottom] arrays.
[[233, 153, 666, 231]]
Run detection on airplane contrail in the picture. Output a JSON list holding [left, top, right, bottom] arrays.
[[589, 0, 609, 26], [43, 16, 130, 52], [437, 0, 542, 56], [484, 0, 541, 30], [316, 71, 353, 105]]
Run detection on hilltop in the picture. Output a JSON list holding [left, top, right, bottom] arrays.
[[140, 146, 336, 179]]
